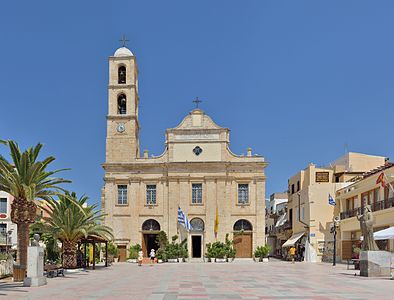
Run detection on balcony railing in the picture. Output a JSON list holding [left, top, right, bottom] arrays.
[[0, 236, 12, 245], [268, 220, 292, 235], [340, 197, 394, 220]]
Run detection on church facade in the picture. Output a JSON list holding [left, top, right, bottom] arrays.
[[102, 46, 267, 261]]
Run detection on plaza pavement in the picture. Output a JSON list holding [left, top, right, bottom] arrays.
[[0, 259, 393, 300]]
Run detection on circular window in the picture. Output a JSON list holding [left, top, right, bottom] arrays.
[[193, 146, 203, 156]]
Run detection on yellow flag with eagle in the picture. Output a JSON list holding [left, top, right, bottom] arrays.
[[214, 205, 219, 236]]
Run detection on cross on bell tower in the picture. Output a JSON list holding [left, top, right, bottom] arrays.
[[119, 34, 129, 47], [193, 97, 202, 109]]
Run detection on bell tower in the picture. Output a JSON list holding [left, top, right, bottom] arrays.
[[105, 44, 140, 163]]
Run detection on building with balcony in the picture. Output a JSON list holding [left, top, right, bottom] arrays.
[[265, 193, 289, 256], [285, 152, 386, 262], [336, 163, 394, 261], [0, 191, 17, 252]]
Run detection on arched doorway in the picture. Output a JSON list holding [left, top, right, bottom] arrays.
[[190, 218, 204, 258], [141, 219, 161, 256], [233, 219, 253, 258]]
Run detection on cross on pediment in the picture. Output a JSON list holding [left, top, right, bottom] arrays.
[[193, 97, 202, 108], [119, 35, 129, 47]]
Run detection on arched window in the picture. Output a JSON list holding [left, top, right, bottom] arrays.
[[190, 218, 204, 231], [233, 219, 252, 231], [118, 66, 126, 84], [142, 219, 160, 231], [117, 94, 126, 114]]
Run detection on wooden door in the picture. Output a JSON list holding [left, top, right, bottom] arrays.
[[341, 241, 353, 260], [233, 233, 252, 258], [118, 245, 127, 262]]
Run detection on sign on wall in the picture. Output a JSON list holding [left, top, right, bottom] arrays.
[[315, 172, 330, 183]]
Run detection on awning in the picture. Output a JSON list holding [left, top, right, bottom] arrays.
[[360, 227, 394, 241], [374, 227, 394, 240], [282, 232, 305, 248]]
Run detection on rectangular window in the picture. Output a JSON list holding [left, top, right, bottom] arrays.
[[238, 184, 249, 204], [374, 188, 380, 203], [301, 206, 305, 221], [291, 184, 295, 194], [192, 184, 202, 204], [346, 197, 354, 211], [0, 198, 7, 214], [146, 185, 157, 205], [361, 192, 369, 206], [297, 181, 300, 192], [117, 185, 128, 205], [0, 223, 6, 235]]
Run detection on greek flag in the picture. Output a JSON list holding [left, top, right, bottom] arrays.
[[328, 194, 336, 206], [178, 206, 192, 230]]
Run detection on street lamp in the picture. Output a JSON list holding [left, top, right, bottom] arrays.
[[330, 216, 340, 266]]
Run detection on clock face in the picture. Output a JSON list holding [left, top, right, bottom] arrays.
[[117, 123, 125, 133]]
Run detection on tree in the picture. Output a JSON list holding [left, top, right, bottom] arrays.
[[0, 140, 69, 280], [38, 192, 113, 268]]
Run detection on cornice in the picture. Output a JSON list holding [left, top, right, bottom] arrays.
[[108, 84, 136, 89], [103, 161, 267, 169]]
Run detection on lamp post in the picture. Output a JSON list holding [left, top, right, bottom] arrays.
[[330, 217, 340, 266]]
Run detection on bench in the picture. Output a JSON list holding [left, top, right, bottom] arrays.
[[44, 264, 64, 278], [347, 259, 360, 270]]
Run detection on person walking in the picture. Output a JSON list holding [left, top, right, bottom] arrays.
[[138, 250, 143, 266], [149, 249, 156, 266], [289, 246, 296, 264]]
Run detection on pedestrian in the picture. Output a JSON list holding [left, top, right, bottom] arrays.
[[289, 246, 296, 264], [138, 250, 143, 266], [149, 249, 155, 266]]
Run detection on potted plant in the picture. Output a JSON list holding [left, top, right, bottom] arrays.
[[156, 248, 166, 263], [178, 238, 188, 263], [211, 241, 226, 263], [156, 231, 169, 263], [166, 235, 180, 263], [352, 246, 361, 270], [254, 245, 271, 262], [127, 244, 141, 263], [224, 234, 236, 262], [107, 242, 119, 263], [205, 243, 214, 262]]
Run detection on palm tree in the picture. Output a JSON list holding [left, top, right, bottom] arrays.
[[0, 140, 70, 280], [38, 192, 113, 269]]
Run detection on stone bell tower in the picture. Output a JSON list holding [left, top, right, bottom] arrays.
[[105, 44, 140, 163]]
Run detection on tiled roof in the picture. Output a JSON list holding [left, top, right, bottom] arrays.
[[362, 162, 394, 179]]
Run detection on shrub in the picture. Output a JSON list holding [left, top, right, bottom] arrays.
[[205, 234, 236, 260], [128, 244, 142, 259], [107, 242, 119, 258], [178, 238, 188, 258], [254, 245, 271, 261], [156, 231, 168, 249], [0, 252, 12, 261]]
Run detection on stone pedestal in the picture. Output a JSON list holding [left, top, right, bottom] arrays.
[[360, 250, 391, 277], [23, 246, 47, 287]]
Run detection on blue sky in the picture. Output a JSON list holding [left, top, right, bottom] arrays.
[[1, 1, 393, 207]]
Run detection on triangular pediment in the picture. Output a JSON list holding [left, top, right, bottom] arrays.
[[171, 109, 225, 131]]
